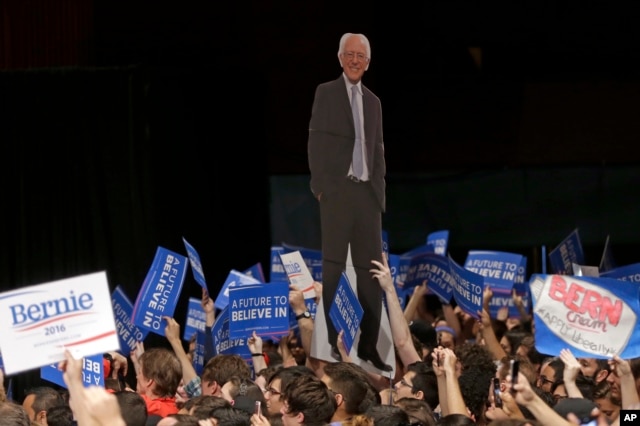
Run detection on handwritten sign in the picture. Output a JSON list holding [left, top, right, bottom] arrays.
[[531, 274, 640, 358]]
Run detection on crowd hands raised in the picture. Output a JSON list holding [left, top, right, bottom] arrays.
[[2, 257, 640, 426]]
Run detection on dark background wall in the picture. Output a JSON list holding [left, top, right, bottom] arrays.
[[1, 0, 639, 397]]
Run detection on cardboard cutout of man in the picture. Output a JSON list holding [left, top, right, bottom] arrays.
[[307, 32, 390, 372]]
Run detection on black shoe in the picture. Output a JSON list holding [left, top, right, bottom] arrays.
[[358, 349, 392, 372]]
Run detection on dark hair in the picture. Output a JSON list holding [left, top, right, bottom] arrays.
[[182, 395, 231, 414], [139, 347, 182, 397], [209, 406, 252, 426], [24, 386, 65, 414], [114, 390, 148, 426], [268, 365, 316, 401], [323, 361, 375, 415], [406, 361, 439, 411], [0, 402, 31, 426], [203, 354, 252, 387], [282, 375, 336, 426], [395, 397, 436, 426], [164, 413, 203, 426], [46, 405, 74, 426], [436, 413, 475, 426], [366, 404, 411, 426]]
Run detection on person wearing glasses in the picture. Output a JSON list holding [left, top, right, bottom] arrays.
[[393, 361, 439, 412], [308, 32, 390, 372]]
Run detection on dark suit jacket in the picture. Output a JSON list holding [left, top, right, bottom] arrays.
[[308, 75, 386, 212]]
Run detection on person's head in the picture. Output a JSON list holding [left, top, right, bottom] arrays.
[[265, 365, 316, 416], [593, 379, 621, 423], [208, 406, 252, 426], [536, 358, 564, 394], [337, 33, 371, 84], [434, 325, 456, 350], [201, 354, 252, 397], [137, 347, 182, 398], [220, 376, 264, 406], [321, 361, 376, 419], [409, 320, 438, 359], [394, 397, 436, 426], [156, 414, 200, 426], [395, 361, 438, 411], [114, 390, 148, 426], [497, 356, 537, 387], [280, 375, 336, 426], [365, 403, 410, 426], [180, 395, 230, 416], [577, 357, 610, 383], [437, 413, 476, 426], [255, 365, 283, 392], [458, 366, 495, 424], [44, 405, 74, 426], [499, 330, 530, 357], [0, 401, 31, 426], [22, 386, 65, 425]]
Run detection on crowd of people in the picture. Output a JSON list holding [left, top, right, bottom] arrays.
[[1, 252, 639, 426], [1, 30, 638, 426]]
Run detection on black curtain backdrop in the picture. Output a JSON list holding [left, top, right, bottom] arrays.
[[0, 66, 270, 398]]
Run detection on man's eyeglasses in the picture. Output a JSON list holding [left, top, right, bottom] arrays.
[[265, 387, 282, 396], [342, 52, 367, 62], [538, 375, 556, 387], [396, 379, 414, 390]]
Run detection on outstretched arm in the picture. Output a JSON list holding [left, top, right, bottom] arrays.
[[478, 286, 507, 361], [164, 316, 199, 387], [371, 253, 421, 366]]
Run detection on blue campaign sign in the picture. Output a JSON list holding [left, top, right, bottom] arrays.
[[211, 307, 252, 362], [192, 330, 205, 376], [382, 229, 390, 259], [601, 262, 640, 283], [244, 262, 266, 283], [449, 254, 484, 318], [465, 250, 523, 318], [183, 297, 206, 342], [228, 283, 290, 341], [41, 353, 104, 388], [404, 252, 454, 304], [132, 246, 188, 337], [182, 237, 208, 292], [111, 286, 149, 353], [214, 269, 261, 310], [530, 274, 640, 359], [270, 246, 288, 282], [508, 257, 531, 318], [395, 243, 432, 293], [328, 273, 364, 354], [548, 228, 585, 275], [425, 230, 449, 256]]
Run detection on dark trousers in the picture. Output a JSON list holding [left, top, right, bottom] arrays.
[[320, 178, 383, 353]]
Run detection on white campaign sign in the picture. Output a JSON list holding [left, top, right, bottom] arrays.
[[534, 274, 636, 357], [0, 271, 120, 375]]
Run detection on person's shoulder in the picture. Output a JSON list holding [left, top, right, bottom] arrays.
[[317, 76, 344, 89], [362, 85, 380, 101]]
